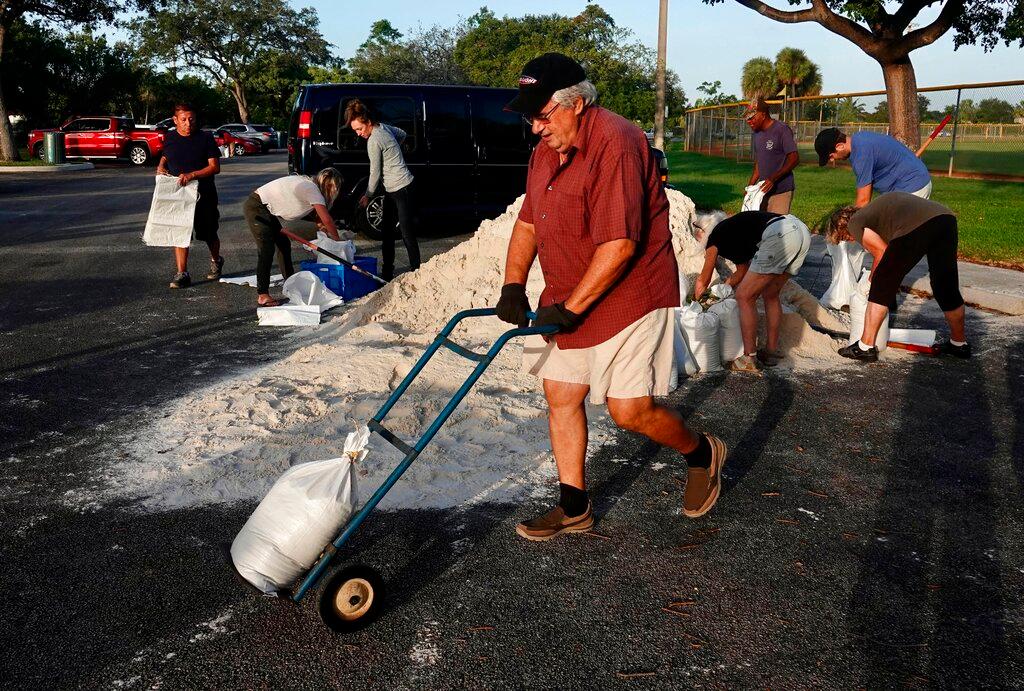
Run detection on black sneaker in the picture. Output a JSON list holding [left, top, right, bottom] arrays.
[[207, 256, 225, 280], [937, 340, 972, 359], [838, 342, 878, 362], [169, 271, 191, 289]]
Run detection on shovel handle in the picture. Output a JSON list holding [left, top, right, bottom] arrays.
[[280, 228, 388, 286]]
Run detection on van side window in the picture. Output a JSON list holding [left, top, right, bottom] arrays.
[[471, 92, 533, 161], [425, 94, 472, 163], [337, 97, 417, 152]]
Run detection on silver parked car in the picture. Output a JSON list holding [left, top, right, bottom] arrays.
[[216, 123, 276, 152]]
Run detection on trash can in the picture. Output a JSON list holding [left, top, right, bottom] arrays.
[[44, 131, 65, 165]]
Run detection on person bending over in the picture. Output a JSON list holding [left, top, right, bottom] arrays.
[[243, 168, 344, 306], [826, 193, 970, 362], [693, 211, 812, 372]]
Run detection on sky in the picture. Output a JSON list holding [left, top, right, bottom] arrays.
[[305, 0, 1023, 107]]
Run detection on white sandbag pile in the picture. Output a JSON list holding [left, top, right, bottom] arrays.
[[229, 426, 370, 595], [707, 284, 744, 362], [678, 302, 722, 372]]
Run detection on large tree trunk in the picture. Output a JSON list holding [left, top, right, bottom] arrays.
[[0, 22, 19, 162], [881, 57, 921, 150], [231, 82, 250, 124]]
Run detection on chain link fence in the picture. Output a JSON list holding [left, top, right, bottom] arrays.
[[684, 79, 1024, 180]]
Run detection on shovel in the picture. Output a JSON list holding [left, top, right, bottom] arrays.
[[280, 228, 388, 286]]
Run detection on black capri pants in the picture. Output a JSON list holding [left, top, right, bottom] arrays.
[[868, 214, 964, 312], [243, 192, 293, 294]]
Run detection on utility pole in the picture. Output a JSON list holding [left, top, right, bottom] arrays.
[[654, 0, 668, 151]]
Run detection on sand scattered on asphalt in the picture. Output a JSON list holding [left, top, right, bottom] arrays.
[[82, 191, 859, 513]]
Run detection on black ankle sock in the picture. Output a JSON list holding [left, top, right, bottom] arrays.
[[683, 435, 712, 469], [558, 483, 589, 517]]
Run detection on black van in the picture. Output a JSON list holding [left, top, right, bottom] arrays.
[[288, 83, 535, 239]]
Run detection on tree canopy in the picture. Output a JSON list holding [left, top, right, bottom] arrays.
[[128, 0, 331, 123]]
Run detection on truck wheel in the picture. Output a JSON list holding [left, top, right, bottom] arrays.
[[34, 143, 45, 160], [352, 194, 392, 242], [128, 144, 150, 166]]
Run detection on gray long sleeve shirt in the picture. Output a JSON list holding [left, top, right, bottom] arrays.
[[366, 123, 414, 197]]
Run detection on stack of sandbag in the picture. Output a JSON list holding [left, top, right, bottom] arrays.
[[229, 427, 370, 595], [848, 270, 889, 353], [707, 284, 744, 363], [678, 301, 722, 372]]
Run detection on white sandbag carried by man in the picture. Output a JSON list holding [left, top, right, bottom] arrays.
[[143, 175, 199, 248], [229, 427, 370, 595]]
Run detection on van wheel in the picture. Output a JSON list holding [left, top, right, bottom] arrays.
[[353, 194, 391, 242], [128, 144, 150, 166]]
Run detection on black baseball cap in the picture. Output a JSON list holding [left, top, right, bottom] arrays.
[[504, 53, 587, 115], [814, 127, 842, 166]]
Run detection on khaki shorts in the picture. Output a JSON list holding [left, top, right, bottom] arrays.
[[763, 190, 793, 214], [749, 214, 811, 276], [522, 308, 675, 405]]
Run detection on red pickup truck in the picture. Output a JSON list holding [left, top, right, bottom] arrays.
[[28, 116, 166, 166]]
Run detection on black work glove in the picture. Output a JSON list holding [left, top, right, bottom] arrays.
[[496, 283, 531, 327], [531, 302, 582, 334]]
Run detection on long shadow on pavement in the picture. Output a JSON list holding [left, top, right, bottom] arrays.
[[847, 352, 1006, 686]]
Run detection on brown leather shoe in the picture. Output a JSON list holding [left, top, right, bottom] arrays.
[[683, 434, 728, 518], [515, 502, 594, 542]]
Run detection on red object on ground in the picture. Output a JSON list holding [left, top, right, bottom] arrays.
[[27, 116, 165, 164], [887, 341, 940, 355]]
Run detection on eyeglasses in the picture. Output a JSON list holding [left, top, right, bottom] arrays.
[[522, 103, 561, 126]]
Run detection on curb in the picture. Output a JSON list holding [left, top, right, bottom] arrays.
[[902, 274, 1024, 316], [0, 162, 95, 175]]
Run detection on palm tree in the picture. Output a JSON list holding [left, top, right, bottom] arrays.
[[741, 57, 779, 99], [775, 47, 816, 121]]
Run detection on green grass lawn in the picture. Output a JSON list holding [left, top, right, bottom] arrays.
[[666, 145, 1024, 266]]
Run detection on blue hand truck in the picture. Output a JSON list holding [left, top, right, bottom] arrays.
[[286, 307, 556, 631]]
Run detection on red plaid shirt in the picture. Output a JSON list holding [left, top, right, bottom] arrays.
[[518, 106, 679, 349]]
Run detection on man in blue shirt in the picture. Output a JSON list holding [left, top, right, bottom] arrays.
[[814, 127, 931, 208]]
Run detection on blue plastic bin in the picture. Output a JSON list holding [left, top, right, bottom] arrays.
[[299, 256, 380, 302]]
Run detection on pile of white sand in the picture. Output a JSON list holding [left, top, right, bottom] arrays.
[[81, 190, 855, 514]]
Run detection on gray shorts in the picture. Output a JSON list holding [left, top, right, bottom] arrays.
[[749, 215, 811, 276]]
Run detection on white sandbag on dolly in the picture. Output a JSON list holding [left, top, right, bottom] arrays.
[[709, 298, 744, 363], [820, 241, 866, 310], [848, 271, 889, 353], [230, 427, 370, 595], [741, 182, 766, 212], [679, 302, 722, 373], [143, 176, 198, 248]]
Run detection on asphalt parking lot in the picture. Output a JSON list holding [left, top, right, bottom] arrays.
[[2, 156, 1022, 688]]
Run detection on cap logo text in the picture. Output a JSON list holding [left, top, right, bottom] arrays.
[[519, 76, 538, 85]]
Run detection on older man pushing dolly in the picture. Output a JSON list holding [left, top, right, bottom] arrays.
[[496, 53, 728, 541]]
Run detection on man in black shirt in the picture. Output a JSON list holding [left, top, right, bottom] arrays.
[[155, 103, 223, 289], [693, 210, 811, 371]]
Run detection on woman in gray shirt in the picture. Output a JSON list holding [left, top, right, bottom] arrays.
[[345, 99, 420, 280]]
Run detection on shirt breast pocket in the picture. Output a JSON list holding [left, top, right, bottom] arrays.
[[553, 189, 586, 239]]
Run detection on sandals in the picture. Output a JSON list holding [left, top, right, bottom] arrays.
[[257, 296, 289, 307], [756, 349, 784, 367], [729, 354, 763, 373]]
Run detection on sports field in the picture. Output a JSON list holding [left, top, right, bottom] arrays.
[[666, 145, 1024, 267]]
